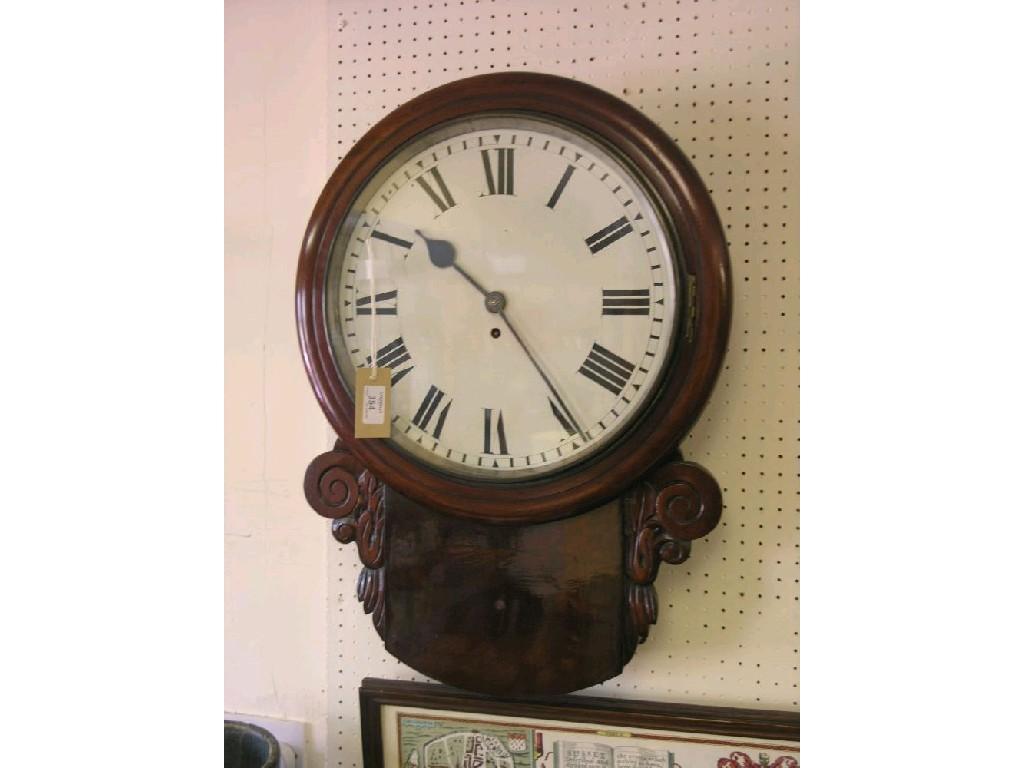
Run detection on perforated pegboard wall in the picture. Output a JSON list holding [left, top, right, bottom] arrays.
[[326, 1, 798, 765]]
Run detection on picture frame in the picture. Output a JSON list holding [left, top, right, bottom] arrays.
[[359, 678, 799, 768]]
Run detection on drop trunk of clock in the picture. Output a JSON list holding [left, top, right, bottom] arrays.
[[387, 488, 623, 694], [304, 440, 722, 695]]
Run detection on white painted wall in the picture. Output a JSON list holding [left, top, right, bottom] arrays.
[[225, 0, 331, 765]]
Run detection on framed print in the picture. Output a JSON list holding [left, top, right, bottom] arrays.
[[359, 679, 799, 768]]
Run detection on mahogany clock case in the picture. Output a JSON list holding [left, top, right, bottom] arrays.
[[295, 71, 731, 524]]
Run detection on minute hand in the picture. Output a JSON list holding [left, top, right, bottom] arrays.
[[497, 309, 589, 443], [415, 229, 589, 442]]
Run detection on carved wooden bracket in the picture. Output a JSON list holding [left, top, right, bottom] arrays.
[[622, 456, 722, 658], [303, 440, 386, 633], [303, 442, 723, 674]]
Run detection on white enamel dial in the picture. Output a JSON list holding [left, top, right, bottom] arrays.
[[326, 115, 680, 480]]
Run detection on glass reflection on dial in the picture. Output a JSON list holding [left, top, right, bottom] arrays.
[[326, 115, 679, 480]]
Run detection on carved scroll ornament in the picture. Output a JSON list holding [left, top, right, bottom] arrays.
[[303, 440, 386, 632], [623, 457, 723, 658]]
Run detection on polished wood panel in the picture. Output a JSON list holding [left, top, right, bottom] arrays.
[[384, 487, 624, 695]]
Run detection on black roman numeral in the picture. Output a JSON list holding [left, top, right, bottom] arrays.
[[412, 385, 452, 438], [482, 408, 509, 454], [546, 165, 575, 209], [481, 148, 514, 195], [416, 167, 456, 213], [586, 216, 634, 253], [370, 230, 414, 251], [356, 289, 398, 315], [366, 337, 413, 385], [578, 342, 636, 396], [601, 288, 650, 315], [548, 397, 576, 436]]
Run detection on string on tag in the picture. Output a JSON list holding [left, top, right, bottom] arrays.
[[366, 236, 378, 381]]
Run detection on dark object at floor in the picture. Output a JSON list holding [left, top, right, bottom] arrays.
[[225, 721, 280, 768]]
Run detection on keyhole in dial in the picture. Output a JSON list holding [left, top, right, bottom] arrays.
[[490, 328, 501, 339]]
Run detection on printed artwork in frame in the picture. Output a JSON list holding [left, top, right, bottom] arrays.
[[359, 679, 799, 768]]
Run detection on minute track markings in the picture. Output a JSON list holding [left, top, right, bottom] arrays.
[[343, 128, 669, 476], [362, 135, 641, 229]]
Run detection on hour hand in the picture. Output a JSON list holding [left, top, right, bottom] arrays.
[[415, 229, 456, 268], [415, 230, 489, 297]]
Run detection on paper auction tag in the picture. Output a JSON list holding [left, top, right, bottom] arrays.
[[354, 367, 391, 438]]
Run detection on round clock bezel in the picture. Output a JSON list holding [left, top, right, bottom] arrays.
[[297, 72, 730, 524], [324, 112, 682, 482]]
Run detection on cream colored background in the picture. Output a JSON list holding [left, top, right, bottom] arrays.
[[225, 0, 332, 765], [225, 2, 798, 768]]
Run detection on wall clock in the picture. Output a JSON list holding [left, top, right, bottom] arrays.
[[296, 72, 730, 695]]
